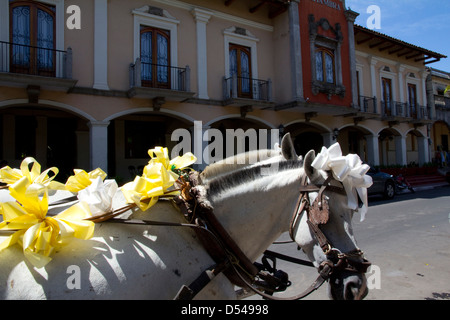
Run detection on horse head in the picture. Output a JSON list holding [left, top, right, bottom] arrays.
[[283, 134, 371, 300]]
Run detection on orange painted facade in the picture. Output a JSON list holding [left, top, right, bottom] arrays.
[[298, 0, 352, 107]]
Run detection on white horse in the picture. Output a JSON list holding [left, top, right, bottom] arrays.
[[0, 134, 370, 300]]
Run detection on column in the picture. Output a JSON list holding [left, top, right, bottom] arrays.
[[93, 0, 109, 90], [420, 70, 428, 119], [75, 130, 90, 170], [397, 64, 405, 116], [394, 135, 407, 166], [288, 0, 303, 101], [321, 132, 333, 148], [365, 134, 380, 166], [369, 56, 378, 112], [417, 136, 429, 166], [88, 121, 109, 172], [191, 8, 213, 100], [345, 9, 359, 108], [397, 64, 405, 103]]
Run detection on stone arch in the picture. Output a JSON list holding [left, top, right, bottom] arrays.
[[282, 120, 330, 157], [405, 128, 429, 166], [205, 115, 274, 163], [431, 120, 449, 158], [0, 99, 97, 122], [0, 100, 94, 179], [104, 107, 195, 124], [106, 108, 194, 181], [205, 114, 276, 129], [378, 127, 404, 166], [336, 125, 374, 164]]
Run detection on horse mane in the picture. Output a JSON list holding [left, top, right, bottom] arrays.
[[204, 159, 304, 200], [200, 149, 282, 183]]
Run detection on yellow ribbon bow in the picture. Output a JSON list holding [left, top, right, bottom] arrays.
[[0, 157, 65, 192], [65, 168, 107, 193], [121, 147, 196, 211], [0, 178, 95, 268]]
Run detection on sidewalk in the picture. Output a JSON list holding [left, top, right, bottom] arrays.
[[405, 167, 450, 192]]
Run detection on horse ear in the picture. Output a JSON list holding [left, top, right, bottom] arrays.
[[281, 133, 298, 160], [304, 149, 322, 183]]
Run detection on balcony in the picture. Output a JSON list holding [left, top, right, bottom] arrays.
[[358, 96, 377, 114], [379, 99, 432, 125], [127, 58, 195, 103], [434, 94, 450, 124], [354, 96, 433, 125], [0, 41, 76, 92], [381, 100, 409, 118], [434, 94, 450, 110], [222, 74, 274, 109]]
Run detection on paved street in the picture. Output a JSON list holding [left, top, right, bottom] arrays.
[[249, 185, 450, 300]]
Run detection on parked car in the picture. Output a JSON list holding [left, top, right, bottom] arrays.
[[367, 167, 396, 199]]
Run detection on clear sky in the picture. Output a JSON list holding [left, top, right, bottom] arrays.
[[345, 0, 450, 72]]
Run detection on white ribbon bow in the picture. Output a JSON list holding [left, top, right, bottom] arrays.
[[311, 143, 373, 221], [77, 177, 121, 217]]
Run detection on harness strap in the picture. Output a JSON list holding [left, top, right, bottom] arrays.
[[263, 250, 314, 267], [230, 259, 332, 301], [307, 219, 332, 254], [174, 262, 228, 300], [199, 204, 260, 279]]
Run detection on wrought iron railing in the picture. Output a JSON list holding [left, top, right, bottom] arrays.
[[358, 96, 433, 121], [223, 74, 272, 101], [0, 41, 72, 78], [129, 58, 190, 92], [434, 94, 450, 109], [358, 96, 377, 113]]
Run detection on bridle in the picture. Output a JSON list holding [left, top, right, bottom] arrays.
[[289, 173, 372, 281]]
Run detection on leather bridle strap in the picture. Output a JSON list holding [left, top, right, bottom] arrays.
[[288, 175, 372, 279], [230, 258, 332, 301]]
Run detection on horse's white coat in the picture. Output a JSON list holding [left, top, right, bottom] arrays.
[[0, 137, 367, 300]]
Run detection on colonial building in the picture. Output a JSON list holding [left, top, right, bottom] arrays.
[[427, 67, 450, 158], [0, 0, 447, 182], [352, 25, 445, 167]]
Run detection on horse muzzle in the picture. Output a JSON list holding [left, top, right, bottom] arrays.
[[328, 271, 369, 300], [320, 249, 371, 300]]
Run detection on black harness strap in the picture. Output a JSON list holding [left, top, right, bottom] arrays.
[[174, 262, 228, 300]]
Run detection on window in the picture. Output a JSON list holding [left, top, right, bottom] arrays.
[[315, 47, 334, 84], [308, 15, 345, 98], [408, 83, 417, 118], [9, 1, 56, 76], [229, 44, 252, 98], [140, 26, 170, 88], [381, 77, 392, 116], [223, 26, 259, 100], [132, 6, 179, 89]]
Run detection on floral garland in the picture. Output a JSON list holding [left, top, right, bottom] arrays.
[[0, 147, 196, 268]]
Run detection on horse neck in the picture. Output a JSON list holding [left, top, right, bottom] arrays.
[[200, 149, 281, 184], [207, 167, 305, 262]]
